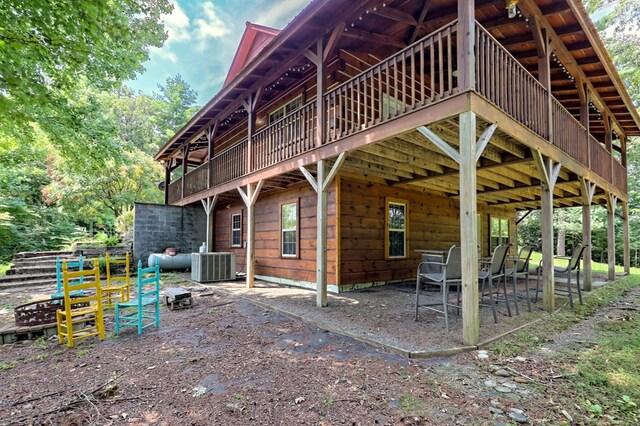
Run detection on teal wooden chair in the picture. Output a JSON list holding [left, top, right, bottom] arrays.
[[114, 260, 160, 335], [51, 255, 84, 303]]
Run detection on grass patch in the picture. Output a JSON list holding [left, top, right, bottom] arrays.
[[0, 263, 11, 276], [528, 251, 640, 276], [397, 394, 427, 414], [489, 275, 640, 423], [0, 361, 17, 370]]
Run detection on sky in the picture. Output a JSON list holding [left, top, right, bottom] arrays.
[[127, 0, 310, 105]]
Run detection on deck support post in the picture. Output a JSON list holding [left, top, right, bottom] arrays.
[[181, 142, 190, 200], [623, 201, 630, 275], [606, 193, 617, 281], [238, 180, 264, 288], [456, 0, 475, 91], [300, 153, 346, 307], [579, 179, 596, 291], [163, 162, 170, 205], [459, 111, 479, 345], [201, 195, 217, 252], [206, 123, 218, 189], [534, 151, 560, 312]]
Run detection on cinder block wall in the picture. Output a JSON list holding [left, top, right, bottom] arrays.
[[133, 202, 206, 264]]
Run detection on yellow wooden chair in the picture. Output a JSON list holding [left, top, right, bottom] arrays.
[[103, 252, 131, 308], [56, 260, 105, 348]]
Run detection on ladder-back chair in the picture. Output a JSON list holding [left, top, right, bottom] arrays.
[[114, 260, 160, 335]]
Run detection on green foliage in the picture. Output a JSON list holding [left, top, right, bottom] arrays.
[[115, 208, 135, 243], [95, 232, 120, 247], [154, 74, 200, 137], [0, 0, 172, 143]]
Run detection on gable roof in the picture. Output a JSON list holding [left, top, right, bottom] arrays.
[[223, 22, 281, 87]]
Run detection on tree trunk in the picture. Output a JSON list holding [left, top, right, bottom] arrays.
[[556, 210, 566, 256]]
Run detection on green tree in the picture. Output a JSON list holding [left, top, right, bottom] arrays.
[[0, 0, 172, 142], [154, 74, 200, 137]]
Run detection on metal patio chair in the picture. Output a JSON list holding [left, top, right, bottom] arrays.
[[415, 245, 462, 332], [536, 244, 587, 309], [504, 246, 534, 314], [478, 244, 511, 323]]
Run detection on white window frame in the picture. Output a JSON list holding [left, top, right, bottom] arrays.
[[281, 202, 298, 257], [386, 199, 408, 259], [269, 95, 302, 124], [231, 213, 242, 247]]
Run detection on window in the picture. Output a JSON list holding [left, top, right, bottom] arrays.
[[231, 213, 242, 247], [269, 96, 302, 124], [386, 199, 408, 258], [382, 93, 406, 117], [281, 202, 298, 257], [490, 217, 509, 252]]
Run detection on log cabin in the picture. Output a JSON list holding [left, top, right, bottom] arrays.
[[154, 0, 640, 344]]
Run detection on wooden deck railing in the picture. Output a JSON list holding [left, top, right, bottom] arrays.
[[324, 20, 458, 143], [183, 162, 208, 198], [167, 21, 627, 204], [167, 177, 182, 204], [475, 24, 548, 139], [551, 98, 588, 166], [211, 139, 247, 187], [252, 101, 316, 170]]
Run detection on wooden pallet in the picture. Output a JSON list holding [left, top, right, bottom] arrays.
[[0, 322, 58, 344]]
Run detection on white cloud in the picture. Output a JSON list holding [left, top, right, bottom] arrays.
[[194, 2, 231, 51], [150, 46, 179, 64], [163, 1, 191, 44], [255, 0, 310, 28]]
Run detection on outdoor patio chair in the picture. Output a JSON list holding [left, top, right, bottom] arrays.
[[504, 246, 534, 314], [56, 260, 105, 348], [114, 260, 160, 335], [415, 245, 462, 332], [536, 244, 587, 309], [478, 244, 511, 323], [51, 255, 84, 303], [103, 252, 131, 308]]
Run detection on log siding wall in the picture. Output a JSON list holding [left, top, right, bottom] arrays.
[[214, 183, 338, 286]]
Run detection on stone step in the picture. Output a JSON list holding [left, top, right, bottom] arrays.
[[13, 250, 73, 260], [6, 265, 59, 276], [12, 254, 78, 265], [0, 272, 57, 283], [0, 278, 57, 290]]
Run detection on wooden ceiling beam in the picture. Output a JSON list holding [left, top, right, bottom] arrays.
[[341, 27, 406, 49], [370, 6, 417, 26]]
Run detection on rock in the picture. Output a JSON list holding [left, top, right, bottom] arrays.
[[514, 377, 529, 383], [508, 411, 528, 423], [477, 353, 489, 360], [501, 381, 518, 389], [514, 356, 527, 362], [484, 380, 498, 387], [494, 369, 511, 377], [504, 393, 521, 401], [510, 408, 524, 414], [489, 406, 504, 415], [495, 386, 512, 393]]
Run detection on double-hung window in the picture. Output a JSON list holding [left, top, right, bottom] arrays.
[[281, 202, 298, 257], [231, 213, 242, 247], [386, 199, 408, 258]]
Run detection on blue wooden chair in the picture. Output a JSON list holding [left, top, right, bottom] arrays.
[[114, 260, 160, 335], [51, 255, 84, 303]]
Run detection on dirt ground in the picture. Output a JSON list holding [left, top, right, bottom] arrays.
[[0, 279, 637, 425]]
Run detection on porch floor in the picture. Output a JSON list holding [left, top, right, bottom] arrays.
[[182, 275, 609, 357]]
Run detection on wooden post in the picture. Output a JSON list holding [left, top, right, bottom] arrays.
[[315, 39, 325, 147], [181, 143, 189, 200], [623, 201, 630, 275], [206, 123, 218, 189], [457, 0, 475, 91], [580, 179, 595, 291], [245, 94, 255, 174], [459, 111, 479, 345], [237, 180, 264, 288], [201, 195, 217, 252], [534, 152, 560, 312], [532, 19, 551, 140], [163, 162, 170, 205], [299, 154, 346, 307], [606, 193, 617, 281]]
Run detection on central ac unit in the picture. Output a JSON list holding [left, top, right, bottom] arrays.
[[191, 252, 236, 283]]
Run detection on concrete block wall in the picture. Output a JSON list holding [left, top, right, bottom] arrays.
[[133, 202, 207, 265]]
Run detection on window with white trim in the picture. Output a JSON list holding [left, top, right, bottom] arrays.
[[231, 213, 242, 247], [490, 217, 509, 252], [386, 199, 407, 258], [269, 96, 302, 124], [281, 203, 297, 257]]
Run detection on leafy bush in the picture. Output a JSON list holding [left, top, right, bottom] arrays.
[[95, 232, 120, 247]]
